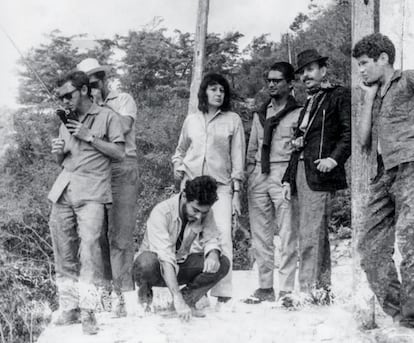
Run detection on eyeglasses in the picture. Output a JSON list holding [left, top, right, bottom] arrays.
[[89, 81, 100, 89], [58, 88, 79, 101], [266, 78, 286, 85]]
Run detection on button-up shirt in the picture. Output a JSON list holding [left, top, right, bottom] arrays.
[[48, 103, 125, 205], [138, 194, 221, 273], [104, 90, 137, 159], [246, 104, 301, 166], [373, 70, 414, 170], [172, 110, 245, 185]]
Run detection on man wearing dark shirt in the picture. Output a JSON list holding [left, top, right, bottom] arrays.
[[353, 33, 414, 328]]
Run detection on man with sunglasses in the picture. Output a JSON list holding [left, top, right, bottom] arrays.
[[49, 70, 125, 334], [281, 49, 351, 300], [77, 58, 139, 318], [245, 62, 302, 304]]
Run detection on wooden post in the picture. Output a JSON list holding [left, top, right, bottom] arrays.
[[351, 0, 379, 329], [188, 0, 209, 115]]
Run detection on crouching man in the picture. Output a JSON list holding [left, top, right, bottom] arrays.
[[133, 176, 230, 321]]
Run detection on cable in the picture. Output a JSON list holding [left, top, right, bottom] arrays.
[[0, 23, 66, 111]]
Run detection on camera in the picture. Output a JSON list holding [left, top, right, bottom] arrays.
[[56, 109, 77, 125], [291, 136, 304, 151]]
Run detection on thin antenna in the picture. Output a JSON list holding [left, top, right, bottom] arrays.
[[401, 0, 406, 69], [0, 23, 64, 109]]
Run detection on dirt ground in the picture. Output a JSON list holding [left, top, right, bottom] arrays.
[[36, 238, 413, 343]]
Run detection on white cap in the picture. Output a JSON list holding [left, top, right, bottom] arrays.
[[76, 58, 109, 76]]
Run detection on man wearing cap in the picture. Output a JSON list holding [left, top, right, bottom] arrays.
[[49, 70, 125, 334], [244, 62, 302, 304], [281, 49, 351, 298], [77, 58, 139, 317]]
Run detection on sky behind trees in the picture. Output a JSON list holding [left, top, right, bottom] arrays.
[[0, 0, 330, 107]]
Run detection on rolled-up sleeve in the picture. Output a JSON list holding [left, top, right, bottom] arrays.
[[231, 116, 246, 181], [199, 211, 221, 257], [246, 113, 259, 167], [146, 205, 178, 273]]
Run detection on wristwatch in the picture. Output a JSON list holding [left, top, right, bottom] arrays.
[[87, 134, 96, 144]]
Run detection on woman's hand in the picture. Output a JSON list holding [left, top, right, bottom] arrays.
[[232, 191, 241, 216]]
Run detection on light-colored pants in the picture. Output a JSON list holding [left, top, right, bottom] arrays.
[[181, 178, 233, 298], [49, 192, 106, 311], [248, 163, 298, 291], [294, 161, 332, 293]]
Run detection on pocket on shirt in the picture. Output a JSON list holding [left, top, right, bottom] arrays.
[[277, 125, 294, 138]]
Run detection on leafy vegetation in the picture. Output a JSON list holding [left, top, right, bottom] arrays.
[[0, 1, 351, 341]]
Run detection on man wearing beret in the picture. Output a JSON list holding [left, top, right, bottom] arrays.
[[282, 49, 351, 299]]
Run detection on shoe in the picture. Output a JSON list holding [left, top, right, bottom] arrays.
[[138, 284, 153, 305], [81, 309, 98, 335], [279, 292, 295, 308], [114, 293, 127, 318], [399, 317, 414, 329], [195, 295, 210, 310], [217, 296, 231, 303], [190, 306, 206, 318], [99, 287, 112, 312], [244, 288, 275, 304], [52, 308, 81, 325]]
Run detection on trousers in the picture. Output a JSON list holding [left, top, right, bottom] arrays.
[[248, 163, 298, 291], [49, 191, 106, 310], [133, 252, 230, 306], [293, 161, 332, 292], [359, 161, 414, 319], [102, 158, 139, 292]]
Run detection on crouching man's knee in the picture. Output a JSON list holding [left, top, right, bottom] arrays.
[[216, 255, 231, 280], [132, 251, 161, 286]]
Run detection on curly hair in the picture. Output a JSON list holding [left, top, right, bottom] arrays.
[[269, 62, 295, 83], [58, 70, 91, 97], [184, 175, 218, 206], [197, 73, 231, 113], [352, 33, 395, 65]]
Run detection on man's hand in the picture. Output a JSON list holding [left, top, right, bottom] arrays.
[[203, 250, 220, 273], [232, 191, 241, 216], [314, 158, 337, 173], [51, 138, 65, 154], [282, 183, 291, 201], [66, 119, 93, 142], [358, 79, 379, 100], [173, 294, 192, 321]]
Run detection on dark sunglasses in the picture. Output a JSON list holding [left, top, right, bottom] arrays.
[[58, 88, 79, 101], [89, 81, 100, 89], [266, 78, 286, 84]]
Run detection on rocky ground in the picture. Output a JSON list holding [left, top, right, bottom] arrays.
[[37, 237, 414, 343]]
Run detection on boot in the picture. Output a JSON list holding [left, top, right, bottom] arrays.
[[81, 309, 98, 335], [114, 292, 127, 318]]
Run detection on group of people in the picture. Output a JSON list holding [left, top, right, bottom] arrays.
[[47, 32, 414, 335]]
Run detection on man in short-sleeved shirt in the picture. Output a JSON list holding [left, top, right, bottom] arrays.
[[77, 58, 139, 317], [49, 71, 124, 334], [133, 176, 230, 321], [353, 33, 414, 328]]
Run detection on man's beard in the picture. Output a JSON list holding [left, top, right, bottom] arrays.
[[270, 93, 283, 100]]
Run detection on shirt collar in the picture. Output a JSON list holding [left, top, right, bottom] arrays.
[[105, 89, 119, 102], [390, 69, 402, 82], [87, 102, 101, 115]]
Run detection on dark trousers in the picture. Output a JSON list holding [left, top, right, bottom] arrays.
[[358, 161, 414, 319], [133, 252, 230, 306], [101, 159, 139, 292]]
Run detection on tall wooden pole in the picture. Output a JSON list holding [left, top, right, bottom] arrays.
[[351, 0, 379, 328], [188, 0, 209, 115]]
